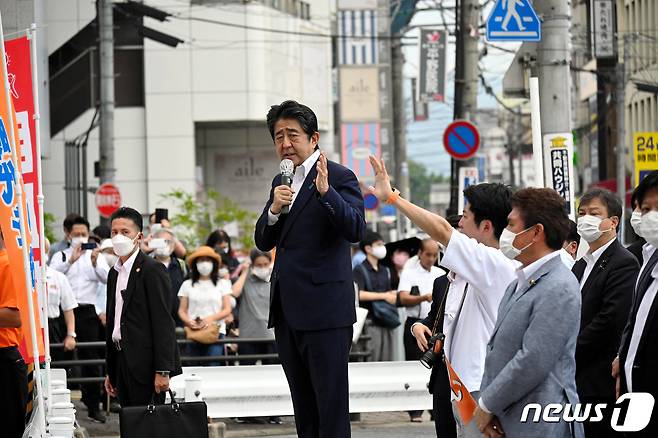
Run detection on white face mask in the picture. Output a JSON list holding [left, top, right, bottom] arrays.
[[577, 215, 612, 243], [196, 261, 214, 277], [112, 234, 138, 257], [218, 267, 229, 278], [499, 227, 534, 260], [71, 236, 88, 247], [641, 211, 658, 248], [104, 253, 119, 266], [252, 266, 272, 281], [371, 245, 387, 260], [631, 210, 643, 237], [154, 245, 174, 257]]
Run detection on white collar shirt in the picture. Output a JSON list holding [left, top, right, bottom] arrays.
[[515, 251, 561, 292], [397, 259, 445, 319], [49, 247, 110, 305], [624, 260, 658, 392], [268, 149, 321, 225], [111, 248, 140, 342], [44, 266, 78, 319], [559, 248, 576, 270], [580, 238, 616, 288], [440, 230, 518, 394]]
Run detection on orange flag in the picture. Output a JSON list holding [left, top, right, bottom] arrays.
[[0, 43, 44, 364], [446, 357, 478, 424]]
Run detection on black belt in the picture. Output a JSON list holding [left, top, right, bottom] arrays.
[[0, 346, 20, 359]]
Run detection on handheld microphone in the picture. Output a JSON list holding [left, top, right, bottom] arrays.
[[280, 159, 294, 214]]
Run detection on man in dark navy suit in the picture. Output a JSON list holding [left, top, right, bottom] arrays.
[[255, 100, 366, 438]]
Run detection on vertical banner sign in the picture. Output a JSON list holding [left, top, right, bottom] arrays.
[[417, 29, 447, 103], [543, 133, 576, 219], [592, 0, 615, 58], [457, 167, 479, 213], [0, 44, 44, 363], [341, 122, 381, 182], [633, 132, 658, 186], [5, 37, 41, 263]]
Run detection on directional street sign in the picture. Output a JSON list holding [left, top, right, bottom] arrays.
[[443, 120, 480, 160], [486, 0, 541, 42]]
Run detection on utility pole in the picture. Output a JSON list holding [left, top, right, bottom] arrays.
[[98, 0, 115, 224], [616, 34, 630, 242], [534, 0, 572, 174], [448, 0, 479, 215], [391, 40, 409, 237]]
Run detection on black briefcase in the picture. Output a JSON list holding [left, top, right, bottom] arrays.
[[119, 390, 208, 438]]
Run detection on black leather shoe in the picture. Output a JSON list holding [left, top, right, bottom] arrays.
[[88, 410, 107, 423]]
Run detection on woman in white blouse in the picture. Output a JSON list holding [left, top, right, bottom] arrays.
[[178, 246, 232, 365]]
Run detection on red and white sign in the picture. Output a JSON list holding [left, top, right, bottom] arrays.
[[95, 183, 121, 218], [5, 36, 42, 263]]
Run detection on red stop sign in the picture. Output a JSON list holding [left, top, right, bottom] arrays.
[[95, 183, 122, 218]]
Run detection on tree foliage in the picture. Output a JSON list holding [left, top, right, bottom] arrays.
[[159, 189, 257, 252], [408, 159, 446, 209]]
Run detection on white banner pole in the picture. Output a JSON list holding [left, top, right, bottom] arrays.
[[530, 77, 544, 187]]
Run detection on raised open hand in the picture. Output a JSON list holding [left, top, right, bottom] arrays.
[[368, 155, 394, 201]]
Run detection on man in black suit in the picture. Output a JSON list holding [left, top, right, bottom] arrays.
[[255, 100, 366, 438], [573, 189, 639, 438], [616, 171, 658, 436], [103, 207, 181, 407]]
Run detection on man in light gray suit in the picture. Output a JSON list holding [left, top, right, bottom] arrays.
[[473, 188, 584, 438]]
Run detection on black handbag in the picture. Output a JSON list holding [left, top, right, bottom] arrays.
[[119, 390, 208, 438], [356, 264, 401, 328]]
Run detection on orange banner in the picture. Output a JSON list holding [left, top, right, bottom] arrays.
[[446, 357, 478, 424], [0, 45, 44, 364]]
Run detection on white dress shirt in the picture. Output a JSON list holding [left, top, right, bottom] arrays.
[[579, 238, 616, 287], [268, 149, 321, 225], [398, 258, 444, 319], [515, 251, 561, 292], [44, 266, 78, 319], [624, 258, 658, 392], [439, 231, 518, 394], [112, 248, 140, 342], [50, 247, 110, 305], [559, 248, 576, 270]]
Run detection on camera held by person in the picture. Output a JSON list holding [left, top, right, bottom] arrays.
[[420, 333, 445, 370]]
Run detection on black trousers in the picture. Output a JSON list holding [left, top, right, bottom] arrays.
[[404, 317, 424, 418], [580, 396, 623, 438], [273, 300, 353, 438], [75, 304, 102, 411], [431, 361, 457, 438], [0, 346, 28, 438], [116, 350, 164, 407]]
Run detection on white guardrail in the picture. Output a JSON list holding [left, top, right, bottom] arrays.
[[170, 361, 434, 419]]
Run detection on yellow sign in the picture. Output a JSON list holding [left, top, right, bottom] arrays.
[[634, 132, 658, 186], [550, 136, 567, 148]]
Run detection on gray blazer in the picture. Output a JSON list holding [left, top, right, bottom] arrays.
[[479, 255, 584, 438]]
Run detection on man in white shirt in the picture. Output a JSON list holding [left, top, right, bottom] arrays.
[[50, 214, 109, 422], [617, 170, 658, 437], [43, 239, 78, 363], [572, 189, 639, 438], [398, 239, 443, 422], [369, 155, 517, 438]]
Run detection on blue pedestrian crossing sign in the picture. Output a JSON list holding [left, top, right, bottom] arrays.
[[486, 0, 541, 42]]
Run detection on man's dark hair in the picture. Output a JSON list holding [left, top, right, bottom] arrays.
[[446, 214, 462, 229], [579, 188, 622, 219], [93, 224, 111, 239], [63, 213, 81, 232], [250, 248, 272, 263], [109, 207, 143, 232], [635, 170, 658, 207], [631, 186, 640, 209], [511, 188, 570, 250], [359, 230, 383, 253], [566, 219, 580, 245], [266, 100, 319, 140], [463, 183, 513, 239], [69, 215, 90, 231]]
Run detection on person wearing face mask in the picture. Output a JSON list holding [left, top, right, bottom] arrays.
[[616, 170, 658, 436], [47, 213, 79, 263], [104, 207, 181, 408], [50, 214, 110, 423], [570, 188, 639, 438], [141, 212, 187, 259], [627, 189, 647, 264], [559, 220, 580, 269], [231, 249, 277, 365], [150, 228, 187, 327], [177, 246, 233, 365], [206, 229, 240, 278], [369, 156, 521, 437], [352, 231, 399, 362]]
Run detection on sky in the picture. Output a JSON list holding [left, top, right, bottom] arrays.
[[402, 1, 518, 176]]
